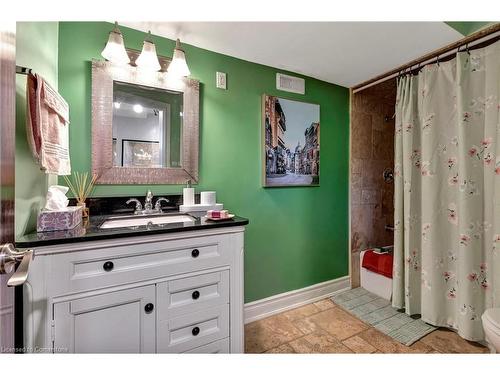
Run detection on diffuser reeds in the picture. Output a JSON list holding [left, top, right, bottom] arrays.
[[64, 172, 97, 217]]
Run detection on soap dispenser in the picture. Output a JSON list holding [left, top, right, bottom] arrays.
[[183, 180, 195, 206]]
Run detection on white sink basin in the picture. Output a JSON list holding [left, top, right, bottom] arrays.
[[100, 214, 195, 229]]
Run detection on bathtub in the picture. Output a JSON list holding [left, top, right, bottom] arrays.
[[360, 247, 393, 300]]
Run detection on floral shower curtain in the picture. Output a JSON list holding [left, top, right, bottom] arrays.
[[392, 40, 500, 341]]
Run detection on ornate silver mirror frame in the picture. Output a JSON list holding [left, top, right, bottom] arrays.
[[91, 50, 199, 184]]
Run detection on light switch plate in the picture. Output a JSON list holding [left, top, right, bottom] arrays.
[[216, 71, 227, 90]]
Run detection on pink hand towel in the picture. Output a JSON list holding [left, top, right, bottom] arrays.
[[26, 73, 71, 175]]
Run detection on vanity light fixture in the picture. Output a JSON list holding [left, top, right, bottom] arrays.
[[101, 22, 130, 65], [133, 104, 143, 113], [113, 101, 121, 109], [135, 31, 161, 72], [167, 38, 191, 77]]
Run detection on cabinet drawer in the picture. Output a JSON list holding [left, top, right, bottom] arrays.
[[184, 338, 229, 353], [157, 305, 229, 353], [157, 270, 229, 318], [48, 235, 232, 294]]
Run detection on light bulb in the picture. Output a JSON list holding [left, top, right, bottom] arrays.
[[101, 22, 130, 65], [167, 39, 191, 77], [114, 101, 121, 109], [133, 104, 143, 113], [135, 31, 161, 71]]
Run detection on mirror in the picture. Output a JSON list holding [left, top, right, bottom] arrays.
[[91, 50, 199, 185], [112, 81, 183, 169]]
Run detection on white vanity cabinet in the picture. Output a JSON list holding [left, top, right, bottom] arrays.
[[22, 226, 245, 353]]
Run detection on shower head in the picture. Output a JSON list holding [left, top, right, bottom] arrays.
[[385, 112, 396, 122], [383, 168, 394, 183]]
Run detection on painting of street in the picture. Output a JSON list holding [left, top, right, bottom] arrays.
[[263, 95, 320, 187]]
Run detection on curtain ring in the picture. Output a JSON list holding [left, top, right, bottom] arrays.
[[436, 55, 440, 67], [466, 43, 471, 55]]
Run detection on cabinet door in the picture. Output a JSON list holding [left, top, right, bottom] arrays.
[[53, 285, 156, 353]]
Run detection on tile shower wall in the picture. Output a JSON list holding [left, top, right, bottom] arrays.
[[350, 79, 396, 287]]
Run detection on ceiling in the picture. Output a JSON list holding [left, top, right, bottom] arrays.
[[122, 22, 464, 88]]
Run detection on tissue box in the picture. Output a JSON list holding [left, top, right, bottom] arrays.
[[37, 206, 83, 232]]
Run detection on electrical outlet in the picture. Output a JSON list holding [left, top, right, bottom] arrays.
[[216, 71, 227, 90]]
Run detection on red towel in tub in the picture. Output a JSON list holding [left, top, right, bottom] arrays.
[[362, 249, 393, 279]]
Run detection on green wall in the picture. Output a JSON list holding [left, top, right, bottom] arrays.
[[446, 21, 495, 35], [15, 22, 59, 237], [56, 21, 350, 302]]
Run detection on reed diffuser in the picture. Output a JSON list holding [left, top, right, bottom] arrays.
[[63, 172, 97, 218]]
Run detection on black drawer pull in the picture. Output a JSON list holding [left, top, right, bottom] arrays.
[[191, 249, 200, 258], [144, 303, 154, 313], [192, 327, 200, 336], [192, 290, 200, 300], [103, 261, 114, 272]]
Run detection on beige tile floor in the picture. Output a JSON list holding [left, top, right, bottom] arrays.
[[245, 298, 490, 354]]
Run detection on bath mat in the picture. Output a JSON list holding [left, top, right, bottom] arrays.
[[331, 287, 437, 346]]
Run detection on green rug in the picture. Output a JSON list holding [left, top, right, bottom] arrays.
[[331, 287, 437, 346]]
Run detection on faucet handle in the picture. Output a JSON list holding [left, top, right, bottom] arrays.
[[154, 197, 170, 211], [126, 198, 143, 212]]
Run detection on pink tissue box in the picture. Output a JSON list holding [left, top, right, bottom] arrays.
[[37, 206, 83, 232]]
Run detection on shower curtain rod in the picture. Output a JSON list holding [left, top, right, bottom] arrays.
[[352, 23, 500, 93]]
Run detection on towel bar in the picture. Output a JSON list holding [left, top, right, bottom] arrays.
[[16, 65, 32, 75]]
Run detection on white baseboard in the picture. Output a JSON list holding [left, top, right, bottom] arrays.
[[244, 276, 351, 324]]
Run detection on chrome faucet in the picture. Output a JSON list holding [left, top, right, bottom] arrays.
[[144, 190, 154, 212], [126, 191, 169, 215], [154, 197, 170, 212], [126, 198, 143, 214]]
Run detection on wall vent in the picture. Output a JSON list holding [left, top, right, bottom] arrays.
[[276, 73, 305, 95]]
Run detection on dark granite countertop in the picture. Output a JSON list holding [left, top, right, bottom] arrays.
[[15, 212, 249, 248]]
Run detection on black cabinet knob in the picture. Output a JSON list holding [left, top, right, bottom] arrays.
[[192, 290, 200, 300], [144, 303, 154, 313], [191, 249, 200, 258], [192, 327, 200, 336], [103, 261, 114, 272]]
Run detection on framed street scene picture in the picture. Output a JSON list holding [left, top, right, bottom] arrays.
[[262, 95, 320, 187], [121, 139, 161, 168]]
